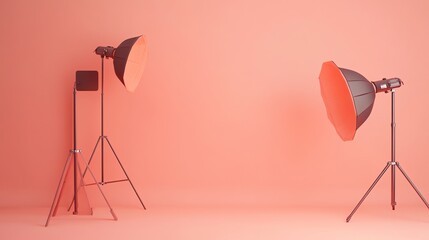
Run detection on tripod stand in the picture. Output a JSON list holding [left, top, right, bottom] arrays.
[[45, 83, 117, 227], [84, 55, 146, 209], [346, 90, 429, 222]]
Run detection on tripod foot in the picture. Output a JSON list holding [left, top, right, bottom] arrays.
[[346, 163, 391, 222], [111, 209, 118, 221]]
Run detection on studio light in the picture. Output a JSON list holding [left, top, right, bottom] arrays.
[[319, 61, 429, 222], [95, 35, 147, 92], [87, 35, 147, 210], [46, 71, 117, 226], [319, 61, 402, 141]]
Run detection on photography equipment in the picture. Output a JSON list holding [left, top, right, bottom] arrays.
[[319, 61, 429, 222], [86, 35, 148, 209], [45, 71, 117, 226]]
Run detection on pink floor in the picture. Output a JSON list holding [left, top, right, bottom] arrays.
[[2, 204, 429, 240]]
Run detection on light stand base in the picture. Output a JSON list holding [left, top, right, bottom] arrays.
[[45, 150, 117, 227], [346, 161, 429, 222], [86, 136, 146, 210]]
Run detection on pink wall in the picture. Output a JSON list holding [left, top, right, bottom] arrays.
[[1, 0, 429, 208]]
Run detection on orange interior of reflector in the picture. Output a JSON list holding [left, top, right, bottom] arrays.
[[319, 61, 356, 141], [123, 36, 148, 92]]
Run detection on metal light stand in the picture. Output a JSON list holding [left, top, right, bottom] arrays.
[[45, 83, 117, 227], [346, 90, 429, 222], [84, 54, 146, 209]]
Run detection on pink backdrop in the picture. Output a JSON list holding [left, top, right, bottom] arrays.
[[1, 0, 429, 209]]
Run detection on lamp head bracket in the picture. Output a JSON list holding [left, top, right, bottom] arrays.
[[95, 46, 116, 58], [372, 78, 403, 93]]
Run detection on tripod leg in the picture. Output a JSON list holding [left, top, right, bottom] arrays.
[[78, 152, 118, 221], [53, 158, 74, 217], [396, 163, 429, 209], [74, 156, 93, 215], [83, 136, 102, 177], [346, 163, 391, 222], [391, 164, 396, 210], [67, 137, 102, 210], [105, 137, 146, 209], [45, 153, 73, 227]]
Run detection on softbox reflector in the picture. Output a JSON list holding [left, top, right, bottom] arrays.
[[319, 61, 375, 141], [113, 35, 147, 92]]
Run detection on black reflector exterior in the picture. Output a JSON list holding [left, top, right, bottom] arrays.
[[113, 36, 139, 85], [338, 67, 376, 130], [113, 35, 147, 92]]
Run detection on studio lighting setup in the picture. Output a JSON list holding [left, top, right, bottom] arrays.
[[46, 71, 117, 226], [319, 61, 429, 222], [87, 35, 147, 208], [46, 35, 147, 226]]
